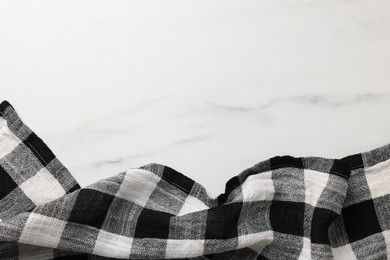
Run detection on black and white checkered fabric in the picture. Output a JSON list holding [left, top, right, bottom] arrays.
[[0, 99, 390, 259]]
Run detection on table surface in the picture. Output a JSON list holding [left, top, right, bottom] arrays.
[[1, 0, 389, 198]]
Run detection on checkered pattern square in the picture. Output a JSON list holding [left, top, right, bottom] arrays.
[[19, 213, 67, 248], [93, 229, 133, 258], [19, 168, 66, 206], [2, 99, 390, 259]]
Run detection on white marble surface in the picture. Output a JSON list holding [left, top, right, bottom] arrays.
[[1, 0, 390, 198]]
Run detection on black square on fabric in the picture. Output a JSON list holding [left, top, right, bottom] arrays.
[[270, 200, 305, 236], [311, 207, 339, 244], [0, 100, 13, 114], [134, 207, 174, 239], [329, 160, 351, 180], [204, 202, 243, 239], [0, 165, 17, 200], [342, 199, 382, 242], [270, 156, 304, 170], [0, 241, 18, 258], [23, 132, 56, 166], [162, 166, 195, 194], [53, 253, 89, 260], [341, 153, 364, 170], [68, 183, 81, 193], [203, 253, 216, 259], [68, 189, 114, 229]]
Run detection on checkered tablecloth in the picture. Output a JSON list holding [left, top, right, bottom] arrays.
[[0, 100, 389, 259]]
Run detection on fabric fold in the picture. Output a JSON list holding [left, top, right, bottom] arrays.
[[329, 143, 390, 259], [0, 100, 389, 259]]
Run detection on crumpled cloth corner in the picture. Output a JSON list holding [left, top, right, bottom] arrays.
[[0, 100, 390, 260]]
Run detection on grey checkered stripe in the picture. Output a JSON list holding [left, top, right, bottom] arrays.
[[0, 100, 390, 260]]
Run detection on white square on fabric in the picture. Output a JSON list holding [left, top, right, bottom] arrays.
[[303, 169, 329, 207], [364, 159, 390, 199], [237, 231, 273, 253], [297, 237, 311, 260], [165, 239, 205, 258], [382, 229, 390, 258], [19, 167, 66, 206], [0, 118, 21, 159], [241, 171, 274, 202], [19, 213, 66, 248], [331, 244, 358, 260], [115, 168, 161, 207], [177, 195, 209, 216], [93, 229, 133, 258]]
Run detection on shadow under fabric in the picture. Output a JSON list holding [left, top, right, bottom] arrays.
[[0, 100, 389, 259]]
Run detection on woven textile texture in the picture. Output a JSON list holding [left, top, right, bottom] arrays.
[[0, 100, 390, 259]]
